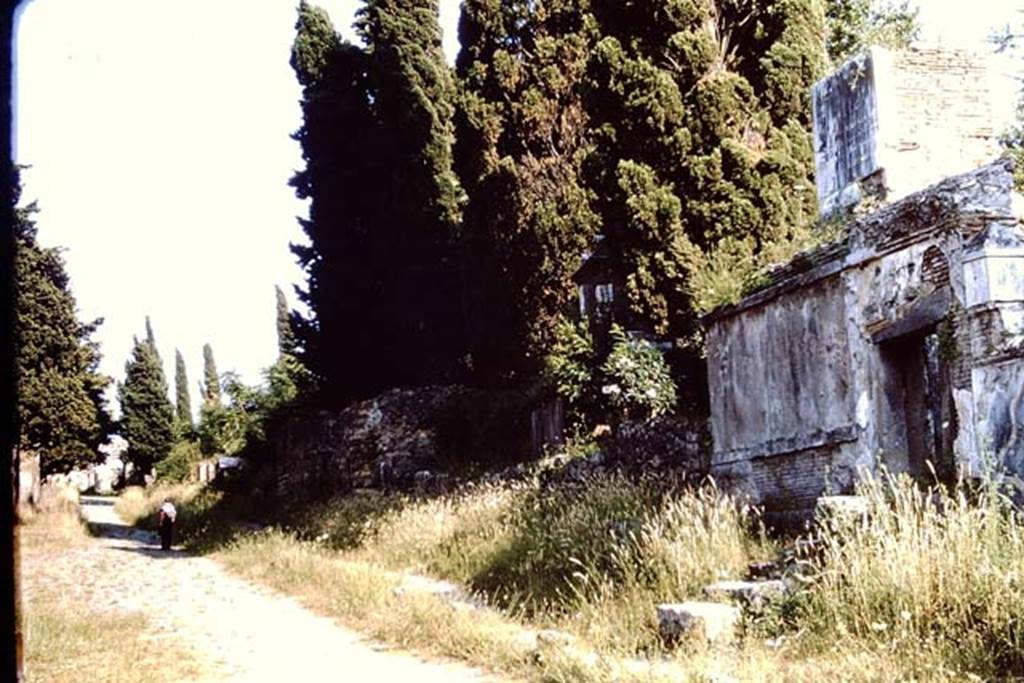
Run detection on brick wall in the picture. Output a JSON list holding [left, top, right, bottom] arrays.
[[879, 47, 1009, 202], [813, 47, 1012, 216]]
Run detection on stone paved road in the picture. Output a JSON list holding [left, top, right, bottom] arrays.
[[24, 495, 503, 682]]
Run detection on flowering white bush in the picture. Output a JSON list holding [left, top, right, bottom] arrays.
[[600, 325, 677, 421], [544, 319, 677, 428]]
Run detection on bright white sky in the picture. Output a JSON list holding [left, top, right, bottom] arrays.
[[12, 0, 1022, 418]]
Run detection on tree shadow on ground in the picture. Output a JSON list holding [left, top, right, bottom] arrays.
[[109, 545, 187, 560], [86, 520, 157, 543]]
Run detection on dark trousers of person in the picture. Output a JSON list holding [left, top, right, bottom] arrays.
[[159, 521, 173, 550]]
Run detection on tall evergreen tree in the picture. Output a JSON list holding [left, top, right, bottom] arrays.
[[289, 0, 464, 405], [582, 0, 830, 397], [202, 343, 220, 405], [13, 170, 112, 474], [118, 326, 175, 477], [455, 0, 600, 384], [145, 316, 157, 352], [173, 349, 193, 433], [275, 285, 297, 357]]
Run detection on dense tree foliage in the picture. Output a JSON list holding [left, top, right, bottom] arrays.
[[455, 0, 600, 385], [14, 171, 111, 474], [289, 0, 464, 406], [174, 349, 193, 434], [201, 343, 220, 405], [286, 0, 926, 413], [579, 0, 829, 405], [825, 0, 918, 65], [118, 323, 175, 477], [275, 285, 297, 357]]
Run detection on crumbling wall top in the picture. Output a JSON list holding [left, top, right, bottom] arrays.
[[705, 158, 1016, 323]]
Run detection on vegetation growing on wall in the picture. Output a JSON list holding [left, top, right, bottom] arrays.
[[544, 319, 677, 431]]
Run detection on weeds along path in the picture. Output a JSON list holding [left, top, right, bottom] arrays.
[[43, 495, 504, 682]]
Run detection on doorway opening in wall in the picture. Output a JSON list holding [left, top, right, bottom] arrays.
[[879, 326, 956, 483]]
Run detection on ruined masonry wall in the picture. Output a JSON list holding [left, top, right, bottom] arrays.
[[878, 48, 1008, 204], [708, 161, 1022, 512], [813, 47, 1012, 216]]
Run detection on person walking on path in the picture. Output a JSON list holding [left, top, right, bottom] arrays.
[[158, 499, 177, 550]]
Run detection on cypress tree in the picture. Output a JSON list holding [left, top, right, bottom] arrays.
[[118, 327, 175, 477], [455, 0, 600, 384], [582, 0, 830, 401], [275, 285, 296, 357], [289, 1, 372, 399], [145, 316, 156, 352], [14, 170, 112, 474], [363, 0, 465, 386], [174, 349, 193, 433], [289, 0, 464, 405], [202, 343, 220, 405]]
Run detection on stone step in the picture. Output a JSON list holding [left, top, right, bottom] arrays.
[[656, 601, 740, 646]]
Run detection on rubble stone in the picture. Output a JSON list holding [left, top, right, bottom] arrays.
[[656, 602, 740, 646], [816, 495, 869, 525]]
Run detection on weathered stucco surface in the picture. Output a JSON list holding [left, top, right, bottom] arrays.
[[707, 159, 1024, 515], [709, 277, 854, 463], [813, 47, 1014, 217]]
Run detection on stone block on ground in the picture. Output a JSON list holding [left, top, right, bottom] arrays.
[[657, 602, 740, 646], [703, 580, 788, 611], [392, 575, 483, 610], [815, 495, 869, 525], [393, 575, 460, 601]]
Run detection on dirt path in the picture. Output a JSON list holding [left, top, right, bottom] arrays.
[[24, 495, 503, 682]]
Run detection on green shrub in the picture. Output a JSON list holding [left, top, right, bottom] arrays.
[[544, 317, 597, 410], [600, 326, 677, 422], [283, 491, 407, 551], [155, 440, 204, 483], [465, 475, 662, 612], [543, 319, 678, 429]]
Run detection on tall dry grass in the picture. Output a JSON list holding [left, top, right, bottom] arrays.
[[114, 482, 202, 527], [223, 473, 772, 664], [565, 483, 774, 654], [797, 470, 1024, 679], [164, 461, 1024, 680]]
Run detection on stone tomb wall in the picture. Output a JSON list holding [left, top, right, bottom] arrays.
[[706, 160, 1023, 514], [813, 47, 1012, 217]]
